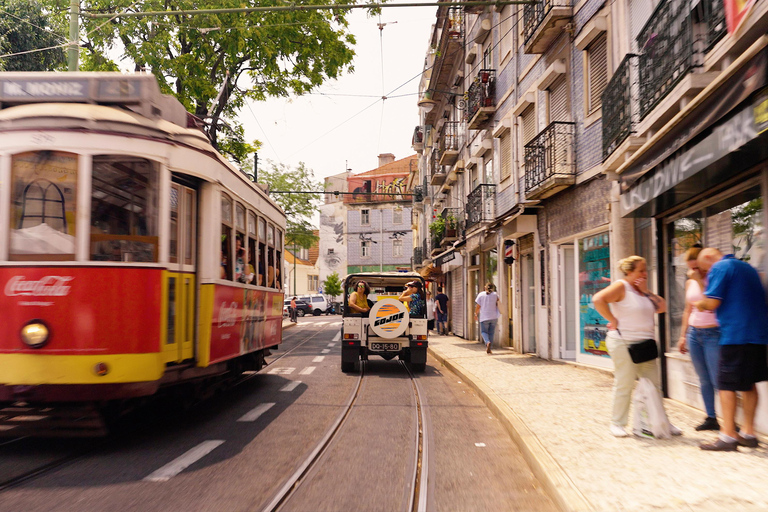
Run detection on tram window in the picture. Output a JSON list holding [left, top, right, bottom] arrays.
[[184, 189, 196, 265], [221, 193, 233, 280], [248, 211, 257, 285], [170, 185, 180, 263], [235, 203, 248, 282], [90, 156, 159, 262], [268, 250, 275, 288], [276, 249, 282, 290], [10, 151, 78, 261], [258, 217, 267, 286]]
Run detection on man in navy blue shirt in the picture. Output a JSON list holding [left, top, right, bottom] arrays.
[[695, 248, 768, 451]]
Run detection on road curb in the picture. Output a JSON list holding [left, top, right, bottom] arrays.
[[428, 347, 594, 512], [282, 321, 297, 331]]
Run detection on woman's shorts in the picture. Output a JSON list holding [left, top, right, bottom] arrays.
[[718, 343, 768, 391]]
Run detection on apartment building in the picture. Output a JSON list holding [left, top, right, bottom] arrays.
[[415, 0, 768, 430]]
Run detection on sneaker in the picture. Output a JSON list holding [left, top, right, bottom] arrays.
[[610, 424, 629, 437], [736, 434, 759, 448], [670, 424, 683, 436], [695, 417, 720, 431], [700, 438, 738, 451]]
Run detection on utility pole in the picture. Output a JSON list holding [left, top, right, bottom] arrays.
[[68, 0, 79, 71], [380, 208, 384, 272]]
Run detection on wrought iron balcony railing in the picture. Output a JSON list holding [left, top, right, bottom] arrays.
[[440, 207, 464, 244], [466, 184, 496, 231], [466, 70, 495, 128], [422, 238, 429, 262], [602, 54, 639, 160], [412, 185, 424, 203], [524, 122, 575, 199], [413, 246, 423, 268], [439, 121, 461, 166], [446, 6, 464, 40], [637, 0, 698, 119], [523, 0, 573, 53], [704, 0, 726, 51]]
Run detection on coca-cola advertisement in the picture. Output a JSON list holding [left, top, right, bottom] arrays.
[[0, 267, 161, 354], [209, 285, 282, 364]]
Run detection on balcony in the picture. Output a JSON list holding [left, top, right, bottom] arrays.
[[466, 184, 496, 231], [466, 70, 495, 129], [412, 185, 424, 203], [523, 0, 573, 54], [440, 207, 464, 246], [422, 6, 465, 127], [412, 125, 424, 153], [704, 0, 726, 52], [602, 54, 639, 161], [438, 121, 461, 166], [422, 238, 429, 265], [430, 154, 447, 186], [524, 122, 575, 200], [430, 231, 443, 257], [412, 246, 424, 269]]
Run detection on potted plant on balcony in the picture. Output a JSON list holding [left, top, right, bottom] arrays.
[[444, 214, 458, 238], [429, 216, 445, 244], [480, 71, 490, 83]]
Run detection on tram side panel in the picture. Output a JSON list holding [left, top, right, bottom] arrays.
[[0, 267, 164, 401], [198, 284, 283, 366]]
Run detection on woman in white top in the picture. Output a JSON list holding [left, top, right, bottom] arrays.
[[678, 245, 721, 431], [593, 256, 680, 438], [426, 290, 436, 331]]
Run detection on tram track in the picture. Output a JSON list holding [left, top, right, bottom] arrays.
[[260, 359, 430, 512]]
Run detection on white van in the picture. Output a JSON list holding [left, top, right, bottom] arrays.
[[299, 294, 329, 316]]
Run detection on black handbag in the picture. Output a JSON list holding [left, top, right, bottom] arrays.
[[627, 339, 658, 364]]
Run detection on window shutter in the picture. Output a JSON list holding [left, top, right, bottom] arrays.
[[549, 77, 569, 123], [588, 34, 608, 115], [500, 133, 512, 181], [521, 106, 536, 144]]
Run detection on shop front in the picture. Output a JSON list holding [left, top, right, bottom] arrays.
[[619, 49, 768, 429]]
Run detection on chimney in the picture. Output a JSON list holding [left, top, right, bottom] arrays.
[[378, 153, 396, 167]]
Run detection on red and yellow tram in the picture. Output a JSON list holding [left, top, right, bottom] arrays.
[[0, 73, 284, 424]]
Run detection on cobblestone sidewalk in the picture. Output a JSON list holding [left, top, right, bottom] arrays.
[[427, 334, 768, 512]]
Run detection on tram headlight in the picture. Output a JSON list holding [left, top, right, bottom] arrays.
[[20, 320, 50, 348]]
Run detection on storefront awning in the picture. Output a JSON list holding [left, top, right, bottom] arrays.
[[419, 264, 443, 280]]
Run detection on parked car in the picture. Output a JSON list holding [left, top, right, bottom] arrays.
[[298, 294, 330, 316], [283, 299, 311, 317]]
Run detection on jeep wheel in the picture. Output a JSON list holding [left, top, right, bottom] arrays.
[[341, 361, 355, 373], [411, 363, 426, 373]]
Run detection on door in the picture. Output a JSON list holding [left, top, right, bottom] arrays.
[[468, 268, 479, 341], [164, 181, 197, 363], [521, 253, 536, 353], [559, 245, 576, 360]]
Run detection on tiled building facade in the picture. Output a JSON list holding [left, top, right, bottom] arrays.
[[413, 0, 768, 429]]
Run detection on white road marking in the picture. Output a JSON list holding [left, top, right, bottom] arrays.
[[280, 381, 302, 392], [267, 367, 295, 375], [332, 331, 341, 342], [144, 440, 224, 482], [327, 343, 336, 347], [237, 403, 275, 422], [312, 356, 325, 363], [474, 443, 486, 447], [299, 367, 316, 375], [330, 321, 341, 326], [321, 349, 330, 354], [315, 321, 328, 326]]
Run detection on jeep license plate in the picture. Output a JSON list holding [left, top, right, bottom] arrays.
[[371, 342, 399, 351]]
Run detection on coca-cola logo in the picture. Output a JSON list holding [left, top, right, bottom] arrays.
[[5, 276, 74, 297], [218, 301, 239, 328]]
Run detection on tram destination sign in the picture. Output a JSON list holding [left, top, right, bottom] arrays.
[[0, 75, 146, 104]]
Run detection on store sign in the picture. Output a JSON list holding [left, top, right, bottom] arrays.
[[579, 233, 610, 357], [620, 98, 762, 216]]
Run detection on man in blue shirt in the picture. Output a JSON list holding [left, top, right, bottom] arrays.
[[694, 248, 768, 451]]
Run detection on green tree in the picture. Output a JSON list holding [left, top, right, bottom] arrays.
[[259, 160, 321, 250], [0, 0, 66, 71], [323, 271, 342, 301], [70, 0, 360, 162]]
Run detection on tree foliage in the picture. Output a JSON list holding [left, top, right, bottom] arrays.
[[259, 160, 321, 249], [70, 0, 360, 162], [0, 0, 66, 71], [323, 271, 342, 300]]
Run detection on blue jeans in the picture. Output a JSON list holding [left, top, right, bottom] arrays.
[[480, 319, 497, 346], [687, 326, 721, 418]]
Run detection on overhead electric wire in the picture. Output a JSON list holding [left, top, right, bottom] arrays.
[[0, 8, 68, 44]]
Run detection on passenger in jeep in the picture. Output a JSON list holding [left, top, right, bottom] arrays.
[[348, 281, 372, 314], [399, 280, 426, 318]]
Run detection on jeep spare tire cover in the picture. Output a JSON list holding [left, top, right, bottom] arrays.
[[369, 299, 410, 339]]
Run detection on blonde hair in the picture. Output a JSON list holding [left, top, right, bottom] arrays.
[[618, 256, 646, 275], [684, 245, 702, 262]]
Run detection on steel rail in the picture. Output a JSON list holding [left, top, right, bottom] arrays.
[[402, 361, 430, 512]]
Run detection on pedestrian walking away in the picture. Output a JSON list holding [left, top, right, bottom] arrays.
[[695, 248, 768, 451], [290, 296, 298, 323], [426, 289, 436, 331], [436, 286, 449, 335], [475, 283, 500, 354], [593, 256, 682, 438], [677, 245, 721, 432]]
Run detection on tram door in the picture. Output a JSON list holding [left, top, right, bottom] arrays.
[[164, 182, 197, 363]]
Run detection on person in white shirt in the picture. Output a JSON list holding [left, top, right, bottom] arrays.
[[474, 283, 500, 354], [426, 290, 436, 331]]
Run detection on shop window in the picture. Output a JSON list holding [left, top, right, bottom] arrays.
[[578, 232, 611, 358], [90, 156, 159, 262], [10, 151, 78, 260]]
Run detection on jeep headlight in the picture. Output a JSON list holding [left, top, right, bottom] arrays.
[[21, 320, 49, 348]]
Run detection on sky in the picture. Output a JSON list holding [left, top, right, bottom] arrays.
[[241, 2, 436, 184]]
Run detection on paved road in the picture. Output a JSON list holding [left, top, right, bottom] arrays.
[[0, 316, 555, 512]]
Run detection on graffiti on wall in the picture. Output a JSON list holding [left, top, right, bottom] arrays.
[[346, 175, 409, 203]]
